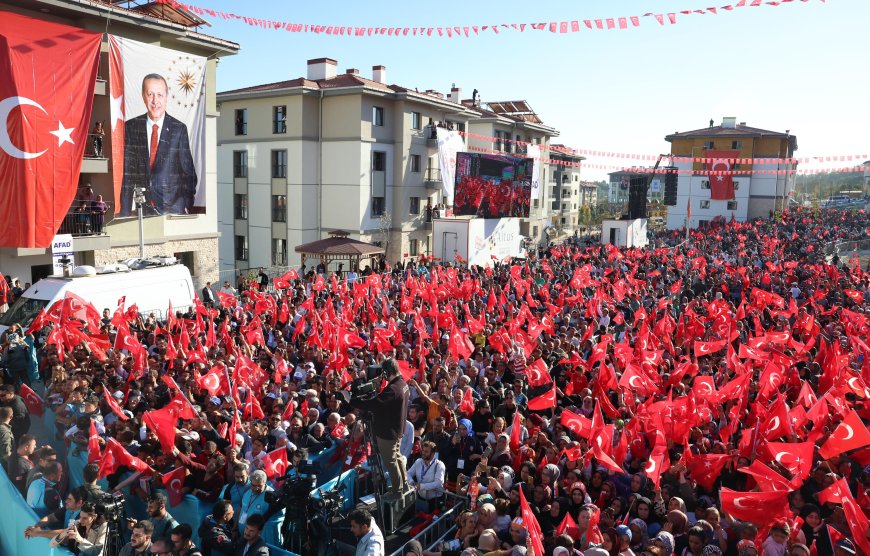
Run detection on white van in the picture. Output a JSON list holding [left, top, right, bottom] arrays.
[[0, 258, 196, 336]]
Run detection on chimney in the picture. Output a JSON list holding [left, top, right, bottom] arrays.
[[449, 86, 462, 104], [372, 65, 386, 84], [721, 116, 737, 129], [739, 122, 746, 127], [345, 68, 359, 75], [306, 58, 337, 81]]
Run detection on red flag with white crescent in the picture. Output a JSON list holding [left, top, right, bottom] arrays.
[[162, 465, 187, 507], [262, 447, 289, 481], [19, 384, 44, 417], [87, 419, 102, 464], [0, 12, 102, 247], [707, 150, 739, 201]]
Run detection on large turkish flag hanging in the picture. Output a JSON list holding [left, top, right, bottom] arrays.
[[0, 12, 101, 247], [707, 150, 740, 201]]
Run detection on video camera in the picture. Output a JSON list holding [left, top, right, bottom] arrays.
[[97, 491, 126, 521], [338, 364, 384, 404]]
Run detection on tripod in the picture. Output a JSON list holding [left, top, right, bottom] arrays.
[[358, 413, 387, 500], [99, 515, 125, 556]]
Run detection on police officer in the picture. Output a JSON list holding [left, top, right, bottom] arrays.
[[198, 500, 235, 556]]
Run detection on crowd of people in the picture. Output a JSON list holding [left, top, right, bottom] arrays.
[[1, 206, 869, 556]]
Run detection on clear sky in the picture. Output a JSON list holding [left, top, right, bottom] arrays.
[[198, 0, 868, 179]]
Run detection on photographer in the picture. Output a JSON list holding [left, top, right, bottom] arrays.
[[349, 358, 410, 497], [24, 486, 87, 541], [48, 501, 108, 555]]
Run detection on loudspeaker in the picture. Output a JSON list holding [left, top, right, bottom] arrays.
[[628, 176, 648, 219], [663, 168, 678, 206]]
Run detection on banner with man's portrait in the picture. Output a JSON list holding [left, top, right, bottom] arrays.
[[109, 36, 206, 217]]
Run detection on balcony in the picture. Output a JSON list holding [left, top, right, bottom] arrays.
[[81, 134, 109, 173], [424, 166, 442, 189], [58, 200, 108, 238]]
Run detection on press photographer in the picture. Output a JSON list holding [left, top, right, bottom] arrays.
[[348, 358, 410, 497], [48, 501, 108, 555]]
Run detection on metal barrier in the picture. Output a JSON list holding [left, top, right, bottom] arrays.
[[386, 492, 467, 556]]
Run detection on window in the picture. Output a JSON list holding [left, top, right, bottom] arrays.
[[703, 141, 714, 149], [731, 140, 742, 150], [273, 106, 287, 134], [504, 134, 512, 154], [533, 199, 539, 209], [701, 180, 710, 189], [409, 239, 419, 256], [272, 150, 287, 178], [409, 196, 420, 215], [234, 194, 248, 219], [727, 201, 738, 211], [494, 131, 502, 152], [373, 106, 384, 127], [372, 196, 385, 217], [272, 195, 287, 222], [235, 109, 247, 135], [516, 135, 524, 154], [532, 226, 538, 237], [272, 239, 287, 266], [233, 151, 248, 178], [234, 235, 248, 261], [411, 112, 422, 130], [700, 200, 710, 209], [410, 154, 421, 173], [372, 151, 386, 171], [733, 180, 740, 190]]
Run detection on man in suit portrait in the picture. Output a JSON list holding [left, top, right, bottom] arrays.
[[120, 73, 197, 216]]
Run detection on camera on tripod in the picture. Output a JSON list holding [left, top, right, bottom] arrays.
[[341, 365, 384, 402], [97, 491, 126, 521]]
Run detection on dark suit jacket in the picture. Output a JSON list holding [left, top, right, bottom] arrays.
[[120, 113, 197, 216], [233, 537, 269, 556]]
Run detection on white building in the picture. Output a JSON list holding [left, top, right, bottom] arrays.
[[216, 58, 561, 272], [665, 117, 797, 229]]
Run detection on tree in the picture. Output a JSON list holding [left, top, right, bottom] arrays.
[[377, 210, 393, 255]]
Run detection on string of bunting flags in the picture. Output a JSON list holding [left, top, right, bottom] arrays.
[[156, 0, 823, 36], [465, 146, 868, 176], [458, 131, 867, 165]]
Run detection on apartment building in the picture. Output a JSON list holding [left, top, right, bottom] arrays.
[[666, 117, 797, 229], [216, 58, 560, 271], [547, 146, 585, 230], [0, 0, 238, 290]]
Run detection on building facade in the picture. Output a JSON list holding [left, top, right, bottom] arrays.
[[547, 147, 585, 230], [216, 58, 561, 271], [0, 0, 238, 293], [665, 117, 797, 230]]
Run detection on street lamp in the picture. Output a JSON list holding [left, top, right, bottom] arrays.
[[133, 187, 147, 259]]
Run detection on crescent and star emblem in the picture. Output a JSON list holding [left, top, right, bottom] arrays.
[[0, 96, 74, 159]]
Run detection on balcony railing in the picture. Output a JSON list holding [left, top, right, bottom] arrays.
[[83, 134, 106, 158], [58, 200, 108, 237], [425, 166, 441, 188]]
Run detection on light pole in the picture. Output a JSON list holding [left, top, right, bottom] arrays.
[[133, 187, 147, 259]]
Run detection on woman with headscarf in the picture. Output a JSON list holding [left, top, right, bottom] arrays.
[[542, 464, 561, 497], [650, 531, 675, 556], [795, 504, 832, 556], [600, 528, 621, 556], [541, 496, 570, 540], [443, 418, 482, 482], [662, 510, 689, 555], [628, 518, 649, 554], [485, 432, 513, 468]]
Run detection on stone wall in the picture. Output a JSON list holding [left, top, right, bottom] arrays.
[[92, 238, 218, 290]]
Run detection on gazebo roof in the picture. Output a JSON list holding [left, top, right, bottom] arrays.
[[294, 232, 384, 257]]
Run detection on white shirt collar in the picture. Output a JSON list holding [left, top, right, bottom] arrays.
[[147, 114, 166, 128]]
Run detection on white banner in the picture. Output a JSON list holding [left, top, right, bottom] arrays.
[[110, 36, 207, 216], [436, 127, 465, 202], [526, 145, 541, 199]]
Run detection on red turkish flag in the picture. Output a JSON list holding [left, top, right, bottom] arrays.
[[102, 387, 128, 421], [262, 447, 289, 481], [519, 487, 545, 556], [525, 358, 552, 389], [18, 384, 44, 416], [459, 387, 475, 417], [720, 488, 790, 525], [687, 453, 732, 490], [0, 13, 101, 247], [707, 150, 739, 201], [448, 324, 474, 361], [817, 477, 852, 506], [527, 387, 557, 411], [841, 494, 870, 556], [331, 420, 347, 439], [509, 410, 523, 453], [693, 339, 728, 357], [764, 441, 814, 484], [819, 409, 870, 459], [197, 365, 230, 397], [87, 419, 101, 464], [560, 409, 592, 439], [143, 407, 178, 453], [644, 446, 669, 489], [555, 511, 580, 537], [162, 466, 186, 507], [99, 438, 151, 478]]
